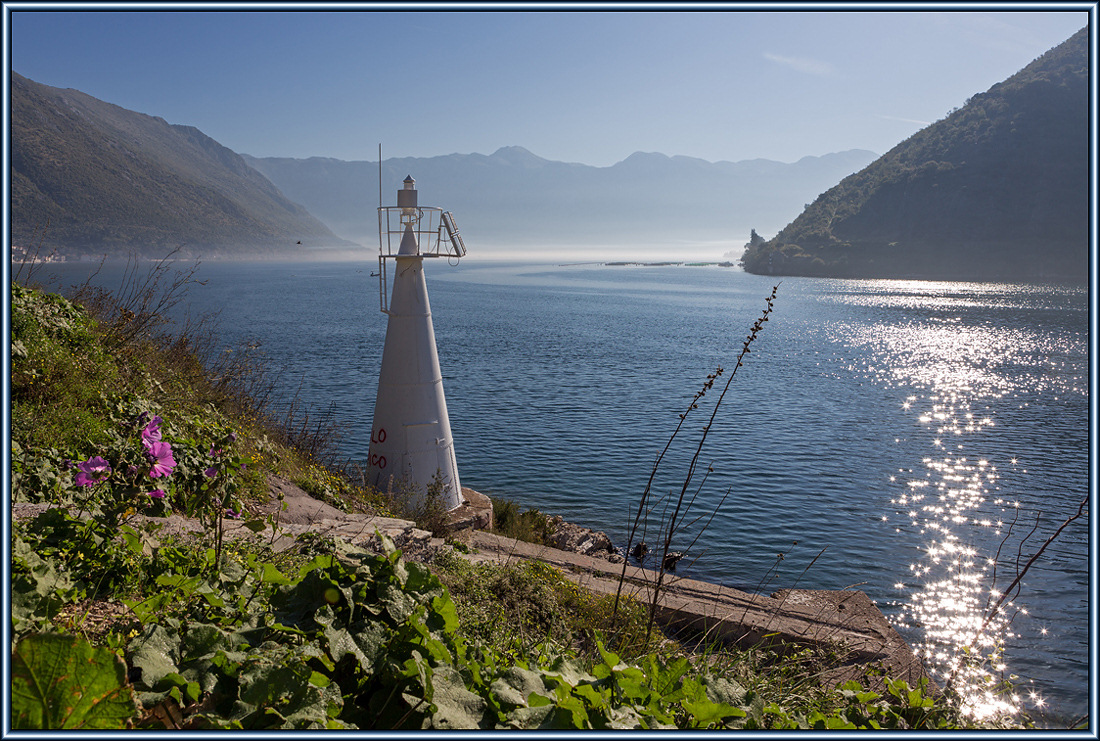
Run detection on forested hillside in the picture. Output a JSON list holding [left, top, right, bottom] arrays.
[[11, 73, 349, 257], [740, 27, 1088, 281]]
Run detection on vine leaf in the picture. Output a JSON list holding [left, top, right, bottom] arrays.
[[11, 633, 138, 729]]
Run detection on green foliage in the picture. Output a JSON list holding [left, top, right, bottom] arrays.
[[432, 553, 651, 661], [10, 283, 119, 451], [492, 498, 555, 545], [11, 633, 138, 729], [744, 678, 963, 730]]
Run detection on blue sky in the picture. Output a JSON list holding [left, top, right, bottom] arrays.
[[7, 3, 1091, 167]]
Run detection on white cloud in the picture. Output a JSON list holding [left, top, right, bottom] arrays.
[[877, 114, 933, 126], [762, 51, 835, 77]]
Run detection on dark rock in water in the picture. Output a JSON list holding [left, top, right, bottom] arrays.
[[663, 551, 685, 571], [631, 541, 649, 562]]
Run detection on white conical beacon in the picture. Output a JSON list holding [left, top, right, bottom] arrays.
[[368, 175, 468, 510]]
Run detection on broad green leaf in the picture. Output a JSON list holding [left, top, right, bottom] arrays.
[[123, 592, 173, 624], [260, 562, 292, 585], [128, 623, 181, 690], [234, 647, 343, 729], [554, 694, 591, 729], [322, 624, 372, 674], [500, 703, 554, 729], [428, 594, 459, 634], [11, 633, 138, 729], [614, 668, 649, 703], [489, 667, 549, 708], [181, 622, 235, 658], [527, 692, 553, 708], [596, 642, 620, 671], [680, 697, 746, 727], [425, 665, 487, 729], [544, 656, 596, 687], [701, 675, 748, 707], [907, 687, 933, 708], [572, 682, 605, 708]]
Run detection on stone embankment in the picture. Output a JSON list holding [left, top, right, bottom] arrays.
[[14, 476, 930, 694]]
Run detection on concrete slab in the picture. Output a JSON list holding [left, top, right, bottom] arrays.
[[442, 487, 494, 533], [464, 530, 930, 693]]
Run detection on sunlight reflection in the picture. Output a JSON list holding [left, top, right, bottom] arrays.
[[815, 281, 1087, 722], [890, 399, 1029, 721], [824, 285, 1079, 722]]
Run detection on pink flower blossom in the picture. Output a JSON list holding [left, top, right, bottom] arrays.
[[141, 416, 163, 445], [144, 440, 176, 478], [147, 489, 166, 499], [204, 466, 218, 479], [74, 456, 111, 487]]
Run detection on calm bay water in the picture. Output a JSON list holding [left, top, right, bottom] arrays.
[[35, 257, 1091, 725]]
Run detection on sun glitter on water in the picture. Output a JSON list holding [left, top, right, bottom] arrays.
[[832, 282, 1077, 722]]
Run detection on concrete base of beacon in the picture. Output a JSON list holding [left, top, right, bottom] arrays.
[[442, 487, 494, 533]]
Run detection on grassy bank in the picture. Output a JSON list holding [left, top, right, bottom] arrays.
[[9, 267, 1015, 730]]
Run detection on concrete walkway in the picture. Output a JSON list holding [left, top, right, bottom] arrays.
[[458, 528, 930, 693]]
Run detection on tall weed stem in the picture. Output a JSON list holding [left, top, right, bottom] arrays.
[[611, 285, 780, 641]]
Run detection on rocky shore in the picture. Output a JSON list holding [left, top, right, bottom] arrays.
[[545, 514, 624, 563]]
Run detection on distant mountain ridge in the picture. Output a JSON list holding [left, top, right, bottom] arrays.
[[740, 27, 1089, 281], [242, 146, 878, 252], [10, 69, 878, 260], [11, 72, 350, 257]]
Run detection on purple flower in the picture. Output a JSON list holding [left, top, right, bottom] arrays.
[[204, 466, 218, 479], [225, 508, 241, 519], [74, 456, 111, 487], [141, 416, 163, 445], [144, 440, 176, 478], [147, 489, 166, 499]]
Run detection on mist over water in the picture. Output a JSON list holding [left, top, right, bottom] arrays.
[[33, 257, 1090, 726]]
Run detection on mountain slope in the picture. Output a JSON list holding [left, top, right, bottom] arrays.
[[243, 147, 878, 254], [11, 72, 349, 256], [740, 27, 1088, 282]]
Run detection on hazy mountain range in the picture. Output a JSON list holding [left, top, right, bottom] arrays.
[[242, 147, 878, 256], [740, 27, 1088, 281], [9, 71, 877, 261]]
